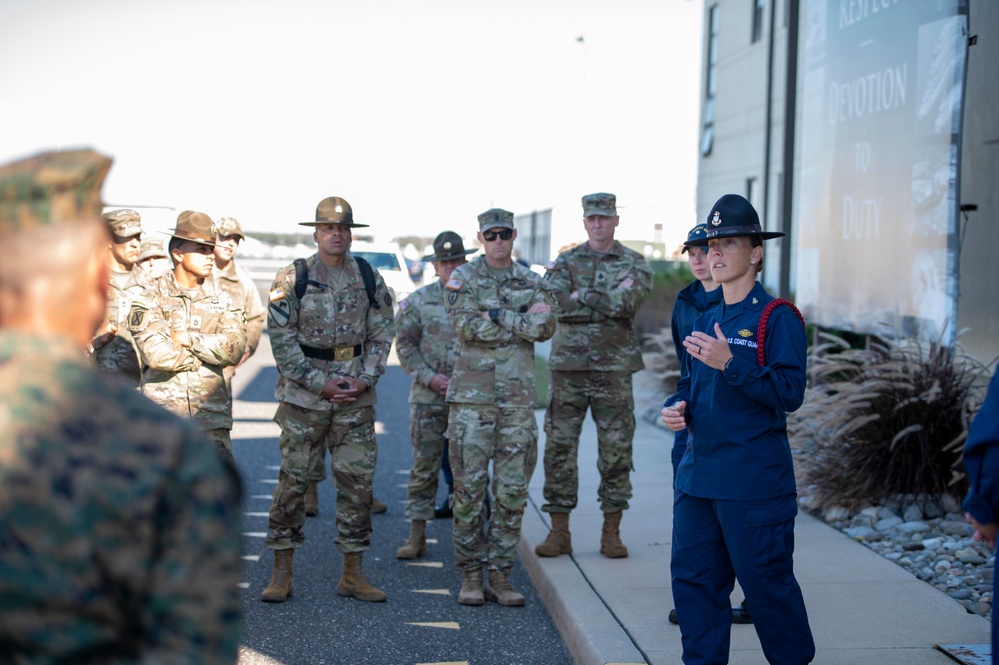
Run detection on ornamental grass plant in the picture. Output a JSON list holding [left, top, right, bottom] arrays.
[[789, 329, 994, 515]]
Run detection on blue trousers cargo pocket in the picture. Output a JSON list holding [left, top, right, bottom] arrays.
[[745, 494, 798, 582]]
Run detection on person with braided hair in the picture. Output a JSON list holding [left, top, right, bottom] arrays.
[[661, 194, 814, 665]]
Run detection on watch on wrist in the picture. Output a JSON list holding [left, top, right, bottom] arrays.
[[723, 356, 734, 372], [488, 308, 500, 322]]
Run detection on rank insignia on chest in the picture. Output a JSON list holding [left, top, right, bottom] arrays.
[[189, 314, 203, 329], [270, 287, 285, 302], [752, 297, 759, 304], [738, 328, 753, 338]]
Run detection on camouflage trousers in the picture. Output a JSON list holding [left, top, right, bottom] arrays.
[[266, 401, 377, 553], [542, 371, 635, 513], [447, 403, 538, 574], [405, 402, 449, 521], [203, 427, 234, 466]]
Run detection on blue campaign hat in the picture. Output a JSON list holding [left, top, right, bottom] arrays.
[[684, 194, 785, 248], [681, 223, 708, 254]]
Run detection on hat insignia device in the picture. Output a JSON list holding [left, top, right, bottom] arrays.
[[711, 211, 721, 226]]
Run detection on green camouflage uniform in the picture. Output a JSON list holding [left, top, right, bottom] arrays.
[[212, 258, 266, 360], [90, 267, 149, 385], [266, 253, 395, 553], [444, 256, 557, 574], [542, 239, 652, 513], [396, 280, 459, 520], [130, 271, 247, 461]]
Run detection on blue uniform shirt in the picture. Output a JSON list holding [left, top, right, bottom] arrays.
[[670, 280, 724, 469], [665, 282, 807, 501], [963, 369, 999, 525]]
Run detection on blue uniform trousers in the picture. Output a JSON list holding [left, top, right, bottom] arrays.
[[671, 491, 815, 665]]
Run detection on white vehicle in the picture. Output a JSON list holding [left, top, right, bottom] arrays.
[[350, 241, 416, 312]]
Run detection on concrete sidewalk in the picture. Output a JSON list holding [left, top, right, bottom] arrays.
[[519, 411, 993, 665]]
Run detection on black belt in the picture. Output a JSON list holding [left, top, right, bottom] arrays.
[[300, 344, 362, 361]]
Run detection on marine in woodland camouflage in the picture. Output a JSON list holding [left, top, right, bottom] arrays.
[[0, 330, 243, 664], [130, 271, 247, 430]]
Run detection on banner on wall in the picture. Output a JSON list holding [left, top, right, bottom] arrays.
[[792, 0, 968, 342]]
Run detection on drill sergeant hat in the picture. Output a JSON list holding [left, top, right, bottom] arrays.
[[681, 223, 708, 254], [102, 208, 142, 239], [424, 230, 477, 262], [300, 196, 369, 228], [162, 210, 217, 246], [0, 148, 112, 233], [215, 216, 245, 240], [684, 194, 785, 248], [477, 208, 514, 232], [581, 192, 617, 217]]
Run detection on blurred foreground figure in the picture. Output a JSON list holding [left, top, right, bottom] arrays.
[[0, 149, 243, 665]]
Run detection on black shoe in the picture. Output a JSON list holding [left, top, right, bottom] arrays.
[[668, 608, 679, 625], [434, 493, 453, 518], [732, 600, 753, 624]]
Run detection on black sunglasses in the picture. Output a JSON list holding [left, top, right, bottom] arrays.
[[482, 228, 513, 242]]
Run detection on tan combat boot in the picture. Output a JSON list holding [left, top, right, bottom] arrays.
[[458, 568, 484, 606], [260, 549, 294, 602], [600, 510, 629, 558], [534, 512, 572, 557], [395, 520, 427, 559], [305, 480, 319, 517], [337, 552, 387, 602], [371, 497, 388, 514], [484, 570, 525, 607]]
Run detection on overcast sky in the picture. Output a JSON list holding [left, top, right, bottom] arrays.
[[0, 0, 702, 248]]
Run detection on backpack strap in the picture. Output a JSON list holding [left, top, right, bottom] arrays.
[[293, 258, 308, 300], [353, 256, 380, 310], [757, 298, 805, 366]]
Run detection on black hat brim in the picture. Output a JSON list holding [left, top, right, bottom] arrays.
[[299, 221, 370, 229], [685, 229, 786, 247], [423, 248, 477, 262]]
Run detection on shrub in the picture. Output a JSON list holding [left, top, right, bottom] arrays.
[[790, 329, 994, 514]]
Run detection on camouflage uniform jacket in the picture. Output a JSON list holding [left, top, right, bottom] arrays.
[[211, 258, 266, 357], [395, 279, 458, 405], [267, 253, 395, 411], [444, 256, 557, 407], [130, 271, 247, 430], [89, 267, 148, 384], [0, 330, 242, 665], [544, 240, 653, 372]]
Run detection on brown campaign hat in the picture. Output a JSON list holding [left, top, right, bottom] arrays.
[[477, 208, 514, 231], [103, 208, 142, 238], [424, 230, 477, 262], [216, 216, 245, 240], [0, 148, 112, 233], [163, 210, 217, 246], [300, 196, 369, 228]]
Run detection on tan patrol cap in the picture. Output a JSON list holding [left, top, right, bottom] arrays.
[[0, 148, 111, 233], [581, 192, 617, 217], [138, 237, 168, 261], [477, 208, 514, 231], [216, 216, 245, 240], [103, 208, 142, 238]]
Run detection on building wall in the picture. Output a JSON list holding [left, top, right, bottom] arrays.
[[696, 0, 998, 364]]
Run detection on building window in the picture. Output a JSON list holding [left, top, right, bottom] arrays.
[[746, 177, 757, 205], [752, 0, 765, 43], [701, 5, 719, 156]]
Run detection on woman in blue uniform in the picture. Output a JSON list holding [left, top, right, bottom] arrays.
[[662, 194, 815, 664], [962, 367, 999, 664]]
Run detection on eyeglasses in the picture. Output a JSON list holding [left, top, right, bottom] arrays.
[[482, 228, 513, 242]]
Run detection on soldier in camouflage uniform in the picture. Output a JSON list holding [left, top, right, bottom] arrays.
[[444, 208, 557, 607], [536, 192, 653, 559], [395, 231, 477, 560], [262, 196, 395, 604], [0, 149, 242, 664], [130, 211, 247, 464], [88, 208, 146, 386], [210, 216, 266, 385], [137, 236, 170, 279]]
